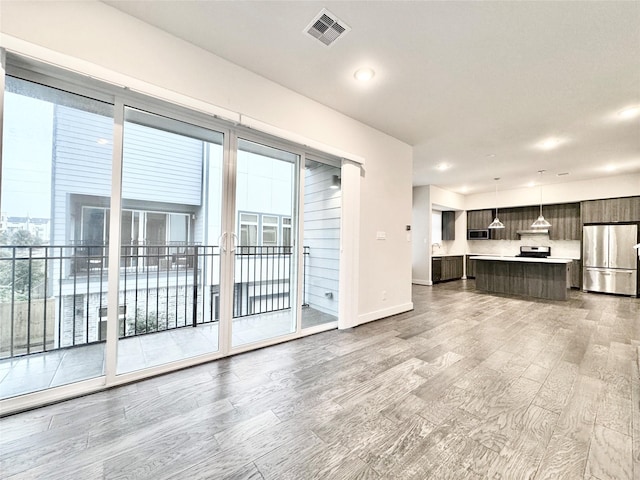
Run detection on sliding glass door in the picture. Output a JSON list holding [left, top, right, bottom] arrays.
[[0, 76, 114, 398], [0, 55, 342, 412], [116, 107, 224, 374], [232, 139, 299, 346]]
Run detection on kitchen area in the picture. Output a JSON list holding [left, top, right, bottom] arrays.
[[413, 190, 640, 301]]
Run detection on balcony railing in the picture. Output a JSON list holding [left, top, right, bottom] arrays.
[[0, 243, 309, 359]]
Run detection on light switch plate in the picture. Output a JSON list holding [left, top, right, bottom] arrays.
[[376, 231, 386, 240]]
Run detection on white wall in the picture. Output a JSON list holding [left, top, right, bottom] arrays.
[[468, 236, 581, 259], [465, 174, 640, 211], [431, 185, 466, 211], [413, 185, 468, 284], [412, 186, 431, 284], [431, 186, 468, 258], [0, 1, 413, 326]]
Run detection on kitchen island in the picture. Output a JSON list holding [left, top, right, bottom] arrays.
[[470, 256, 572, 301]]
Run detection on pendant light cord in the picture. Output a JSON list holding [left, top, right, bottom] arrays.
[[539, 183, 543, 216]]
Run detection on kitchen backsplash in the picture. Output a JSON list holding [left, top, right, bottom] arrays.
[[467, 234, 581, 259]]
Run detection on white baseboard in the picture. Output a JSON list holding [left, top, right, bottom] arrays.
[[412, 279, 432, 286], [357, 302, 414, 326]]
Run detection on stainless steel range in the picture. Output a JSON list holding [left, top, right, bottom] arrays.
[[583, 224, 638, 296], [516, 245, 551, 258]]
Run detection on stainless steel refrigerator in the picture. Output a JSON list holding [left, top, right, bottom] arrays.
[[583, 224, 638, 296]]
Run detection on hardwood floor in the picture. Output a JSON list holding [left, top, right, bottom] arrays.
[[1, 281, 639, 479]]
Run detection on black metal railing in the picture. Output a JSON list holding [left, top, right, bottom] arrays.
[[119, 245, 220, 339], [233, 246, 294, 318], [0, 244, 220, 359], [0, 244, 310, 359]]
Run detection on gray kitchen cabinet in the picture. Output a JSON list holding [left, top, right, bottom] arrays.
[[467, 209, 494, 230], [433, 256, 464, 283], [477, 202, 580, 240], [432, 257, 442, 283], [581, 196, 640, 224], [570, 259, 581, 289], [466, 255, 476, 279], [442, 211, 456, 240], [544, 203, 581, 240], [492, 205, 539, 240]]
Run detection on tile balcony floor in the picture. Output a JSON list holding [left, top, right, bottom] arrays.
[[0, 307, 336, 399]]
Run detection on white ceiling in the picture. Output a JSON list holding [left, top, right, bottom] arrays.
[[104, 0, 640, 194]]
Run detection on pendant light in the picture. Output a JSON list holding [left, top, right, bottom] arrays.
[[488, 177, 505, 229], [531, 170, 552, 229]]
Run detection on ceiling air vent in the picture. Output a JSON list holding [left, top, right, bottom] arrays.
[[304, 8, 351, 47]]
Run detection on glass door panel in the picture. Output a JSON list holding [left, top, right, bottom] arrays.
[[232, 139, 298, 346], [0, 77, 114, 399], [301, 160, 340, 329], [116, 107, 224, 374]]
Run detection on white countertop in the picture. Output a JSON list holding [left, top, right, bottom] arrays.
[[470, 255, 573, 264]]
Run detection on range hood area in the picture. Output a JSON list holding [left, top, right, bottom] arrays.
[[517, 229, 549, 236]]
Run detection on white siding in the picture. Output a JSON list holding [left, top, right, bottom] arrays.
[[303, 164, 341, 316], [122, 121, 203, 206], [54, 106, 208, 246], [53, 105, 113, 244]]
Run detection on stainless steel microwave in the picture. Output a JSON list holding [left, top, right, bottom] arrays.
[[467, 229, 491, 240]]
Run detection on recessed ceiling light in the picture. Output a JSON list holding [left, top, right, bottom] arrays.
[[604, 164, 617, 172], [618, 105, 640, 120], [527, 181, 536, 188], [97, 138, 109, 145], [486, 154, 496, 158], [537, 137, 564, 150], [354, 68, 375, 82], [435, 162, 450, 171]]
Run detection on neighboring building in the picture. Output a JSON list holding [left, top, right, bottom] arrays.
[[0, 215, 50, 243]]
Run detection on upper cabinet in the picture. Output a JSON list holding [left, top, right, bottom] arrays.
[[491, 205, 539, 240], [467, 209, 494, 230], [581, 196, 640, 224], [544, 203, 581, 240], [442, 210, 456, 240], [467, 203, 581, 240]]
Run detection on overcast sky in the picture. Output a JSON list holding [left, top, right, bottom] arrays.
[[1, 92, 53, 219]]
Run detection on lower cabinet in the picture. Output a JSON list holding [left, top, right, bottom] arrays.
[[433, 256, 464, 283], [432, 257, 442, 283], [466, 255, 476, 279], [570, 259, 581, 289]]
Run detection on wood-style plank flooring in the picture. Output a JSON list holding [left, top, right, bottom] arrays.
[[1, 281, 639, 479]]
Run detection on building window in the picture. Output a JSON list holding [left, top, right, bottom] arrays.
[[81, 207, 109, 245], [282, 217, 292, 246], [239, 213, 258, 246], [262, 215, 279, 246], [79, 206, 191, 245], [238, 212, 292, 246]]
